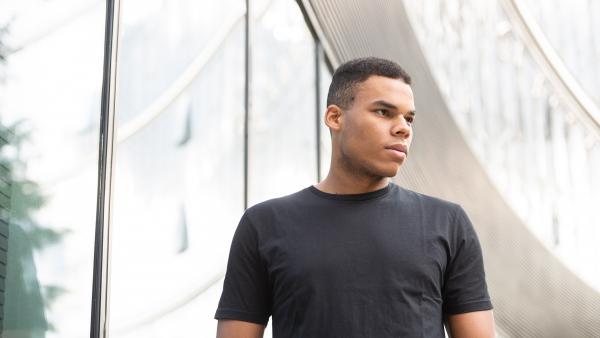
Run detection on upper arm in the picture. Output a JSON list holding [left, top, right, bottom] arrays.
[[444, 310, 496, 338], [214, 213, 271, 325], [443, 205, 493, 314], [442, 206, 495, 336], [217, 319, 266, 338]]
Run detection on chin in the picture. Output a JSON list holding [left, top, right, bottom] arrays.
[[371, 164, 401, 178], [382, 169, 399, 178]]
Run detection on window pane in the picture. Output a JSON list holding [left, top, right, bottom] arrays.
[[0, 1, 106, 336], [318, 48, 333, 181], [520, 0, 600, 107], [108, 0, 246, 337], [248, 0, 317, 206], [403, 0, 600, 290]]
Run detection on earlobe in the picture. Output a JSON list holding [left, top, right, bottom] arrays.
[[325, 105, 343, 131]]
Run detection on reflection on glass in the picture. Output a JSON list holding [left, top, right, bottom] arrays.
[[248, 0, 318, 206], [1, 125, 47, 338], [318, 47, 333, 181], [0, 1, 106, 337], [108, 0, 245, 337], [403, 0, 600, 290], [520, 0, 600, 107]]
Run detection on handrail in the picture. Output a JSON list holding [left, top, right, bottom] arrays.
[[501, 0, 600, 137]]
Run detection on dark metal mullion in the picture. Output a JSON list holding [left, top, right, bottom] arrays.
[[315, 41, 322, 182], [243, 0, 250, 210], [90, 0, 120, 337]]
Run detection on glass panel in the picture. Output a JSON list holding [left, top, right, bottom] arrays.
[[318, 47, 333, 181], [108, 0, 245, 337], [0, 0, 106, 337], [520, 0, 600, 107], [403, 0, 600, 290], [248, 0, 317, 207]]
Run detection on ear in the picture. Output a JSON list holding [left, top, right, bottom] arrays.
[[324, 105, 344, 132]]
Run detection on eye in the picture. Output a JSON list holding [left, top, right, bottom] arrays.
[[375, 109, 389, 117], [405, 116, 414, 124]]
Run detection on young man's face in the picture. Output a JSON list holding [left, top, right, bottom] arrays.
[[334, 75, 415, 178]]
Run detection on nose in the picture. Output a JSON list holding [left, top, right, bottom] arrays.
[[392, 117, 411, 139]]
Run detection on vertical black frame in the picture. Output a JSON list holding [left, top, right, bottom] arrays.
[[243, 0, 251, 210], [90, 0, 120, 337], [315, 41, 322, 182]]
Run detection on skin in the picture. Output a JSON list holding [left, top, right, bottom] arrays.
[[216, 320, 265, 338], [217, 75, 495, 338], [315, 75, 415, 194], [445, 310, 497, 338]]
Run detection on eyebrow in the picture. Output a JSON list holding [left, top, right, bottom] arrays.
[[372, 100, 416, 116]]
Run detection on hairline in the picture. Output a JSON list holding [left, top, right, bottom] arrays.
[[342, 75, 412, 110]]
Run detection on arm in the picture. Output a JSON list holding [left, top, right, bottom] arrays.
[[214, 213, 271, 336], [444, 310, 496, 338], [442, 206, 495, 337], [216, 319, 265, 338]]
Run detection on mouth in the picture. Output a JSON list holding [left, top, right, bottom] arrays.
[[385, 144, 408, 154]]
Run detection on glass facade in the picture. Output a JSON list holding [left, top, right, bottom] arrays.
[[3, 0, 598, 337], [0, 0, 330, 337], [318, 46, 333, 181], [520, 0, 600, 106], [108, 0, 246, 336], [0, 1, 106, 337], [403, 0, 600, 291], [248, 0, 318, 207]]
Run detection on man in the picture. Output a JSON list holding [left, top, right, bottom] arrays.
[[214, 57, 495, 337]]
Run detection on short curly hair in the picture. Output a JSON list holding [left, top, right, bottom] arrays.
[[327, 57, 411, 109]]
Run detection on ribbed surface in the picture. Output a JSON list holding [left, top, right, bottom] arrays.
[[300, 0, 600, 336], [0, 128, 10, 332]]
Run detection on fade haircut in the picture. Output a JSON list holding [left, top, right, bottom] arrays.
[[327, 57, 412, 110]]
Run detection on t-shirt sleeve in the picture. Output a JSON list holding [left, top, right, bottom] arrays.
[[214, 212, 271, 325], [442, 205, 493, 315]]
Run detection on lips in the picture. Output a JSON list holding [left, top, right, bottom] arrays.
[[385, 144, 408, 154]]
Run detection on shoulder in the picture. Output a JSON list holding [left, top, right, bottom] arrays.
[[243, 187, 312, 224], [392, 184, 472, 238], [394, 184, 461, 215]]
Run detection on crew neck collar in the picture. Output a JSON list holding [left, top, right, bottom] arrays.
[[308, 182, 393, 201]]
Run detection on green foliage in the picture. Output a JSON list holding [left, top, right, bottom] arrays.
[[0, 23, 8, 82], [0, 25, 6, 63], [1, 16, 68, 335], [42, 285, 68, 309], [0, 121, 67, 249], [1, 120, 69, 333]]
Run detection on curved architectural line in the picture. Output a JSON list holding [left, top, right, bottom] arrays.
[[502, 0, 600, 135], [115, 13, 245, 143], [42, 10, 245, 188], [106, 2, 281, 334], [116, 0, 280, 143], [111, 272, 226, 334], [299, 0, 600, 336], [9, 0, 102, 53]]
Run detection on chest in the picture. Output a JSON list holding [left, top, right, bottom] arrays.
[[260, 214, 448, 296]]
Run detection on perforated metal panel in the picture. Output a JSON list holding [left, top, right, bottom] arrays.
[[297, 0, 600, 336]]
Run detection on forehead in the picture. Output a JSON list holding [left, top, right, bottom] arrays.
[[354, 75, 414, 109]]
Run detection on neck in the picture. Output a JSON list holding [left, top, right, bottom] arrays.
[[315, 160, 390, 195]]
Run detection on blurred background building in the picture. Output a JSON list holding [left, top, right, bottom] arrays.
[[0, 0, 599, 337]]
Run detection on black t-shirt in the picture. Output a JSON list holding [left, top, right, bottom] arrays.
[[214, 182, 493, 337]]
